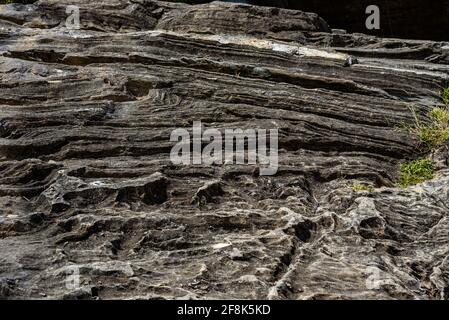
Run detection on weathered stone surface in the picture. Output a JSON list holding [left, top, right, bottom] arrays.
[[181, 0, 449, 41], [0, 0, 448, 299]]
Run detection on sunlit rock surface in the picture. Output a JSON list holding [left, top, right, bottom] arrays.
[[0, 0, 448, 299]]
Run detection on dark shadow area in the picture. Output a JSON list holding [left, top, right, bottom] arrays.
[[178, 0, 449, 41]]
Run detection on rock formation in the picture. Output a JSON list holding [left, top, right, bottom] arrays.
[[178, 0, 449, 41], [0, 0, 448, 299]]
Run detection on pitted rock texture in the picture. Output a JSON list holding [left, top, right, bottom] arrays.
[[0, 0, 448, 300]]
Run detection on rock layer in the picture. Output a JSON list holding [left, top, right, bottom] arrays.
[[0, 0, 448, 299], [181, 0, 449, 41]]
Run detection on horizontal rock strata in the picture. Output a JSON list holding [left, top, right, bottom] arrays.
[[0, 0, 448, 299]]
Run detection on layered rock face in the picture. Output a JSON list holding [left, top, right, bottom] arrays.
[[180, 0, 449, 41], [0, 0, 448, 299]]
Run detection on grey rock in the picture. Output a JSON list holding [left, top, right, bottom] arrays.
[[0, 0, 448, 300]]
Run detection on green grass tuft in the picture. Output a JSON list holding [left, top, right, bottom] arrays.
[[406, 87, 449, 149], [398, 158, 434, 188]]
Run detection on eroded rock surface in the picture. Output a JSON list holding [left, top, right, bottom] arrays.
[[0, 0, 448, 299]]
